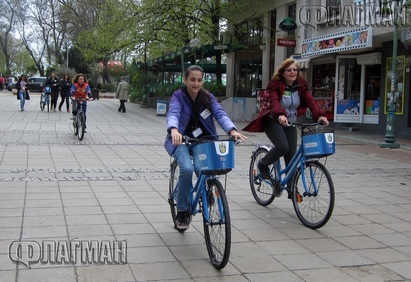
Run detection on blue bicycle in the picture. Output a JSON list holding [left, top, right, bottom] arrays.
[[249, 122, 335, 229], [168, 136, 236, 269], [40, 86, 51, 112]]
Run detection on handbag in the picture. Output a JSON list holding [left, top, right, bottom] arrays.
[[12, 88, 18, 95], [26, 91, 30, 100]]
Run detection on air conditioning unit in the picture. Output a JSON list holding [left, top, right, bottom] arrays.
[[357, 53, 382, 65]]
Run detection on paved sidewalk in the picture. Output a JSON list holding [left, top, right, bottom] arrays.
[[0, 90, 410, 282]]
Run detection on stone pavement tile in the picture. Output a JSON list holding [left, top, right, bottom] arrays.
[[357, 247, 411, 263], [195, 275, 250, 282], [105, 214, 147, 225], [111, 223, 156, 236], [68, 224, 113, 238], [334, 235, 387, 250], [316, 250, 374, 266], [230, 228, 251, 243], [237, 226, 290, 242], [62, 198, 100, 207], [0, 270, 16, 281], [98, 198, 136, 206], [340, 264, 406, 282], [256, 240, 311, 255], [0, 199, 25, 209], [278, 227, 327, 240], [131, 213, 167, 224], [315, 225, 361, 238], [137, 204, 170, 214], [168, 244, 210, 261], [60, 192, 96, 200], [126, 246, 175, 264], [0, 217, 22, 228], [0, 227, 23, 240], [116, 234, 165, 248], [65, 214, 108, 225], [331, 214, 373, 225], [275, 252, 333, 271], [180, 259, 241, 277], [24, 207, 64, 216], [100, 205, 141, 215], [296, 238, 349, 253], [129, 262, 191, 281], [0, 208, 25, 217], [245, 271, 305, 282], [360, 213, 404, 224], [382, 221, 411, 233], [23, 215, 66, 227], [76, 264, 135, 282], [21, 225, 67, 239], [370, 233, 411, 247], [159, 231, 205, 246], [295, 267, 361, 282], [349, 223, 396, 235], [0, 250, 16, 270], [18, 267, 76, 282]]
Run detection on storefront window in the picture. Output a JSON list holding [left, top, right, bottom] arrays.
[[384, 55, 405, 114], [312, 64, 335, 119], [364, 65, 380, 115]]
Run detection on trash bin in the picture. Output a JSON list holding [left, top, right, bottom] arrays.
[[91, 89, 99, 100], [156, 100, 167, 116]]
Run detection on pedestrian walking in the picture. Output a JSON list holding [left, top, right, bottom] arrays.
[[44, 71, 60, 112], [16, 74, 30, 111], [116, 76, 129, 113], [0, 76, 5, 90], [59, 74, 72, 112]]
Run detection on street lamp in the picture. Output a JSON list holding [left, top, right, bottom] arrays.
[[379, 0, 402, 148], [141, 42, 149, 108]]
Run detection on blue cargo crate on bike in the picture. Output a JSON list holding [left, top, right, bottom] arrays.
[[192, 140, 235, 175], [302, 129, 335, 157]]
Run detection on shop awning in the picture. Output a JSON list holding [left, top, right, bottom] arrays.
[[291, 55, 311, 69]]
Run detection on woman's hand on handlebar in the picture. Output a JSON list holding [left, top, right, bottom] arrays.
[[170, 128, 182, 146], [278, 115, 289, 126], [229, 130, 247, 142], [318, 116, 329, 126]]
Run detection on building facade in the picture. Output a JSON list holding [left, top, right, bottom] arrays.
[[226, 0, 411, 139]]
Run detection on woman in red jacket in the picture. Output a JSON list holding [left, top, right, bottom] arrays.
[[244, 58, 329, 180]]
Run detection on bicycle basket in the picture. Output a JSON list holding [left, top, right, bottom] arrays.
[[192, 140, 235, 175], [44, 86, 52, 94], [302, 129, 335, 158]]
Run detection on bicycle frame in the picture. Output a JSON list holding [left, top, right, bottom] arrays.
[[188, 173, 217, 223]]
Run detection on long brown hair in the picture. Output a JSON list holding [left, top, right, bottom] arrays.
[[72, 73, 88, 84], [272, 58, 300, 81], [184, 65, 211, 112]]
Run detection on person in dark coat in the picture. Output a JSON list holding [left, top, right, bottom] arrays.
[[59, 74, 72, 112], [44, 71, 60, 112]]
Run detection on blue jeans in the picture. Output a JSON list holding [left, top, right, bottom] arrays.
[[19, 91, 26, 110], [173, 144, 201, 211]]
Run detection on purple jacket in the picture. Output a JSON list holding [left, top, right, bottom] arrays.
[[164, 88, 237, 156]]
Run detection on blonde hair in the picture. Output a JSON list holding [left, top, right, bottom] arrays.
[[271, 58, 300, 81]]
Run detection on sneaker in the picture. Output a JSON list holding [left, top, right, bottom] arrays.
[[67, 109, 70, 113], [257, 161, 271, 179], [175, 211, 189, 230]]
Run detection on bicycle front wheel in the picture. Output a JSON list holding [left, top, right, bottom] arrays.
[[292, 160, 335, 229], [77, 112, 85, 141], [40, 94, 45, 111], [202, 179, 231, 270], [168, 160, 186, 233], [47, 97, 49, 112], [249, 147, 277, 206]]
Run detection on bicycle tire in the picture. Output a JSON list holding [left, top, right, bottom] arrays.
[[40, 94, 45, 111], [168, 160, 186, 233], [292, 160, 335, 229], [73, 115, 78, 136], [47, 96, 49, 113], [77, 112, 85, 141], [202, 178, 231, 269], [249, 147, 276, 206]]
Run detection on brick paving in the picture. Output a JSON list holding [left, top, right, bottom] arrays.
[[0, 89, 410, 282]]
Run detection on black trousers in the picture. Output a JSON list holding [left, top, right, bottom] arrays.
[[59, 94, 70, 110], [50, 90, 59, 110], [118, 100, 126, 112], [261, 116, 297, 167]]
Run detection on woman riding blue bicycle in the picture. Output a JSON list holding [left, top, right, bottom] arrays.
[[244, 58, 329, 191], [165, 65, 247, 230], [70, 73, 93, 132]]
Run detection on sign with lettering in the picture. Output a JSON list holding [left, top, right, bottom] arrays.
[[277, 38, 297, 47]]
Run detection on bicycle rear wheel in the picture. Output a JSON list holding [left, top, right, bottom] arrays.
[[40, 94, 45, 111], [47, 96, 49, 112], [168, 160, 186, 233], [292, 160, 335, 229], [202, 179, 231, 270], [77, 112, 85, 141], [249, 147, 277, 206]]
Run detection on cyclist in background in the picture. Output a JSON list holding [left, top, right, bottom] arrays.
[[244, 58, 329, 180], [164, 65, 247, 230], [70, 73, 93, 132]]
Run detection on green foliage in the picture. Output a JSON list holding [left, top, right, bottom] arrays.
[[203, 81, 226, 96], [130, 89, 142, 101], [100, 83, 116, 92], [100, 89, 107, 93]]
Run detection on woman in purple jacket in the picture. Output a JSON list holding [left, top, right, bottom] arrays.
[[165, 65, 247, 230]]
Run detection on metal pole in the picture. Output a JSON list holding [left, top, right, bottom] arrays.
[[66, 43, 69, 69], [141, 42, 149, 108], [380, 1, 400, 148]]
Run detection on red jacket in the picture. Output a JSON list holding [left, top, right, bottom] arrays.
[[243, 76, 325, 132]]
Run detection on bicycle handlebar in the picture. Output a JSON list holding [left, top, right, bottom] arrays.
[[182, 135, 239, 145]]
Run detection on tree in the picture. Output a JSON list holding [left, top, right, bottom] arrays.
[[0, 0, 19, 75]]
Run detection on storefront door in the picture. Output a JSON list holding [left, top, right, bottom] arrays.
[[334, 56, 363, 123]]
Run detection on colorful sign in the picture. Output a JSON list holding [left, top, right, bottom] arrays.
[[277, 38, 297, 47], [302, 27, 373, 57]]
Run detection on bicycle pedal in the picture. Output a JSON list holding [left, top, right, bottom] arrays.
[[296, 192, 303, 203]]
